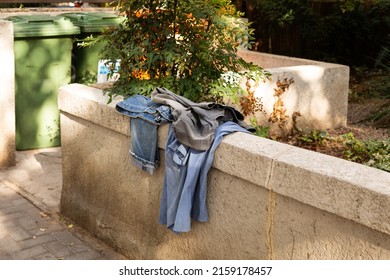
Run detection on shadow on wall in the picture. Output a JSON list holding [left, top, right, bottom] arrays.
[[59, 111, 163, 259], [237, 50, 349, 133], [254, 66, 330, 128]]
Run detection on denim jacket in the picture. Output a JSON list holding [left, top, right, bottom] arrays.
[[159, 121, 250, 233], [116, 95, 173, 175]]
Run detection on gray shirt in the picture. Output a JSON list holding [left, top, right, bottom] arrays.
[[151, 87, 254, 150]]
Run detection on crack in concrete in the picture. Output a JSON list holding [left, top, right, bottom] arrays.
[[266, 157, 277, 260]]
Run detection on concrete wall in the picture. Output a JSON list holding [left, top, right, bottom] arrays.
[[237, 50, 349, 131], [59, 84, 390, 260], [0, 20, 15, 168]]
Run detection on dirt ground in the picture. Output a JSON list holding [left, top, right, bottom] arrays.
[[293, 99, 390, 159], [346, 99, 390, 140], [340, 69, 389, 137]]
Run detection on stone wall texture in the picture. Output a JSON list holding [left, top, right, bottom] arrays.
[[59, 84, 390, 260]]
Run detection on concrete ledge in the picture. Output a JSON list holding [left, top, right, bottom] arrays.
[[0, 20, 15, 168], [59, 84, 390, 259], [215, 131, 390, 235]]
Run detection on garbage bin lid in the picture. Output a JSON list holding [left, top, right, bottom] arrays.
[[61, 12, 124, 33], [7, 15, 80, 38]]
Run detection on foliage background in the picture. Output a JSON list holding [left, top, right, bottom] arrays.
[[236, 0, 390, 67]]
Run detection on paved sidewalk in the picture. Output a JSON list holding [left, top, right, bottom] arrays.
[[0, 149, 126, 260]]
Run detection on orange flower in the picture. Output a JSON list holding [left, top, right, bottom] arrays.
[[132, 69, 150, 80], [135, 9, 143, 18]]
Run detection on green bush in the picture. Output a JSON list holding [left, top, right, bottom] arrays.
[[343, 132, 390, 172], [99, 0, 270, 102]]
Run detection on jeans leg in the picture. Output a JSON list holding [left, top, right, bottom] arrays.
[[130, 118, 159, 175]]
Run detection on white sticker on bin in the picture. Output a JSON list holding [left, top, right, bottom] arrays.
[[97, 59, 120, 83]]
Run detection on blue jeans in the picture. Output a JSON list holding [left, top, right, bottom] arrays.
[[129, 118, 160, 174], [116, 95, 173, 175], [116, 95, 173, 125]]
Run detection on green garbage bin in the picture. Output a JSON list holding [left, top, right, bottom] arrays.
[[8, 15, 80, 150], [61, 12, 123, 83]]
